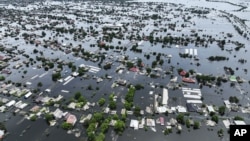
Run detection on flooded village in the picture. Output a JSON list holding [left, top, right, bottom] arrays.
[[0, 0, 250, 141]]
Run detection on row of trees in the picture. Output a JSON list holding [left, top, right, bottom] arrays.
[[176, 113, 200, 130], [124, 86, 136, 110], [208, 56, 228, 61], [85, 112, 126, 141]]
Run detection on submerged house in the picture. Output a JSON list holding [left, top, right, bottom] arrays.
[[182, 77, 196, 83], [65, 113, 77, 126]]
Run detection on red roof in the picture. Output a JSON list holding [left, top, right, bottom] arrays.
[[129, 67, 139, 72], [66, 114, 77, 125], [182, 77, 195, 83], [0, 55, 7, 61], [160, 117, 164, 125], [99, 41, 106, 46]]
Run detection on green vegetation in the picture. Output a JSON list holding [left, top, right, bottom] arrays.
[[100, 120, 110, 133], [208, 56, 228, 61], [229, 96, 239, 103], [30, 115, 37, 121], [126, 61, 134, 69], [179, 53, 191, 58], [146, 68, 151, 74], [196, 74, 216, 83], [45, 113, 54, 124], [98, 98, 106, 107], [93, 112, 104, 121], [133, 106, 141, 117], [218, 106, 226, 116], [114, 120, 125, 133], [61, 122, 73, 130], [234, 116, 244, 121], [0, 76, 5, 81], [134, 84, 144, 90], [95, 133, 105, 141], [77, 67, 87, 76], [124, 86, 136, 110], [52, 72, 61, 81], [109, 100, 116, 110], [235, 44, 244, 51], [37, 82, 43, 87], [103, 63, 112, 70], [193, 121, 200, 129], [176, 114, 185, 125], [108, 93, 117, 110], [186, 119, 191, 128], [211, 115, 219, 123], [85, 112, 110, 141], [74, 92, 87, 105], [217, 129, 224, 137], [164, 128, 172, 135]]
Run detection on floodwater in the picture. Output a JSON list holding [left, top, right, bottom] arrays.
[[0, 0, 250, 141]]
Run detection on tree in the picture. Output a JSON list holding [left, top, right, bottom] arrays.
[[124, 101, 132, 110], [121, 114, 127, 122], [234, 116, 244, 121], [33, 49, 38, 54], [151, 61, 157, 68], [114, 120, 125, 133], [100, 122, 109, 133], [74, 92, 82, 100], [126, 61, 134, 69], [77, 96, 86, 104], [134, 106, 141, 117], [185, 72, 190, 77], [193, 121, 200, 129], [95, 133, 105, 141], [125, 87, 136, 103], [159, 59, 164, 65], [68, 62, 73, 68], [112, 114, 119, 120], [87, 85, 93, 90], [218, 106, 226, 116], [164, 128, 172, 135], [217, 129, 224, 137], [61, 122, 73, 130], [93, 112, 104, 122], [211, 115, 219, 123], [109, 101, 116, 110], [146, 68, 151, 74], [0, 76, 5, 81], [37, 82, 43, 87], [30, 115, 37, 121], [137, 58, 142, 67], [87, 123, 96, 135], [229, 96, 239, 103], [87, 132, 95, 141], [52, 72, 61, 81], [42, 31, 46, 37], [45, 113, 54, 123], [98, 98, 106, 107], [47, 62, 54, 69], [134, 84, 144, 90], [176, 114, 185, 125]]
